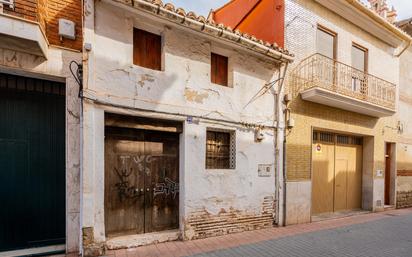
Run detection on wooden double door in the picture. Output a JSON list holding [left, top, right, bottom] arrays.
[[312, 132, 363, 215], [105, 127, 179, 237]]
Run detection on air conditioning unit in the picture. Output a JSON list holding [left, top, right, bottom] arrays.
[[0, 0, 14, 8]]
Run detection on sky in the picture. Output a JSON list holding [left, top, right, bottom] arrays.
[[166, 0, 411, 21]]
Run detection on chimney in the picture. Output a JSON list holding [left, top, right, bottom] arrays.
[[368, 0, 397, 23]]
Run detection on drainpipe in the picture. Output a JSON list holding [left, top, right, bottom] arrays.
[[275, 62, 288, 226]]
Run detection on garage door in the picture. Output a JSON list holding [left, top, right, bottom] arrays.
[[0, 73, 65, 251], [312, 131, 363, 215]]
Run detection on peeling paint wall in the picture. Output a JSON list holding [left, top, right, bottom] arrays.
[[82, 1, 281, 251]]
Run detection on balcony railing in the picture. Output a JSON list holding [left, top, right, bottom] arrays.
[[289, 53, 396, 110]]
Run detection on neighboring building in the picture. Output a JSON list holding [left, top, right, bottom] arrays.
[[395, 18, 412, 209], [213, 0, 412, 226], [283, 0, 410, 225], [81, 0, 293, 255], [0, 0, 82, 256]]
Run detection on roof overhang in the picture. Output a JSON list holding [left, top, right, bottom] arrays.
[[301, 87, 396, 118], [314, 0, 411, 47], [103, 0, 294, 63], [0, 13, 48, 58]]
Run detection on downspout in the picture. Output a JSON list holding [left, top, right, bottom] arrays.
[[394, 40, 412, 57], [275, 62, 289, 226]]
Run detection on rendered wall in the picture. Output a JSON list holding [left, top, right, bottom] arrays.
[[81, 1, 281, 251], [397, 47, 412, 208]]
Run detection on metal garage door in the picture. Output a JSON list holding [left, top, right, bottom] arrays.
[[312, 131, 363, 215], [0, 73, 66, 252]]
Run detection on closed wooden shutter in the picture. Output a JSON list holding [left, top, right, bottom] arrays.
[[133, 28, 161, 70], [316, 26, 336, 59], [211, 53, 228, 86]]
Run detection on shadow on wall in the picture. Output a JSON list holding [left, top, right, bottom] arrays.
[[289, 97, 379, 129], [88, 1, 279, 122]]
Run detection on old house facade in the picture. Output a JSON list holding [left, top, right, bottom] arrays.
[[0, 0, 82, 256], [81, 0, 293, 255]]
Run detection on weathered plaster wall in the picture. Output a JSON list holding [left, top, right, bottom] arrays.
[[284, 0, 401, 224], [396, 47, 412, 208], [82, 1, 281, 251], [0, 47, 81, 253]]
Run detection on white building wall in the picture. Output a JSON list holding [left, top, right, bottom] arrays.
[[81, 1, 282, 251]]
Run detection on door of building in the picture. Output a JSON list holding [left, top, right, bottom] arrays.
[[105, 126, 179, 237], [312, 131, 363, 215], [0, 73, 66, 252], [384, 143, 392, 205]]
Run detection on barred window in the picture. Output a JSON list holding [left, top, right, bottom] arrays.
[[206, 130, 235, 169]]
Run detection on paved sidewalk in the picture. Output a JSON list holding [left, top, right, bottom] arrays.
[[105, 208, 412, 257]]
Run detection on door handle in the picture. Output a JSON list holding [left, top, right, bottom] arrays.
[[146, 188, 150, 192]]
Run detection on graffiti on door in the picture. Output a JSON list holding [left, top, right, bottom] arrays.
[[114, 155, 179, 201], [154, 177, 179, 199]]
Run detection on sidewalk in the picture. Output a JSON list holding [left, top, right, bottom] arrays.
[[104, 208, 412, 257]]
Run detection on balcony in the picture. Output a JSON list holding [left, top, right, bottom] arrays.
[[0, 10, 48, 58], [289, 54, 396, 117]]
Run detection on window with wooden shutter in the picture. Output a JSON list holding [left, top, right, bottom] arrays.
[[133, 28, 161, 70], [351, 43, 368, 92], [211, 53, 228, 86], [206, 130, 235, 169], [316, 26, 337, 60]]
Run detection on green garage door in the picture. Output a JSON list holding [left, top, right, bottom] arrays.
[[0, 73, 66, 252]]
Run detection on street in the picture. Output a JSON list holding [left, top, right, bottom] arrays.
[[105, 208, 412, 257]]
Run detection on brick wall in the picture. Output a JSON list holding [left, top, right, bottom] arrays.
[[397, 191, 412, 208], [4, 0, 38, 21], [4, 0, 82, 51], [284, 0, 399, 181], [184, 196, 276, 240]]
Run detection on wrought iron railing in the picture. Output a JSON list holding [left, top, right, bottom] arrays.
[[289, 53, 396, 110]]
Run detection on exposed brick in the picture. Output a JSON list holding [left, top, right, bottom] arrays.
[[184, 196, 276, 240], [397, 191, 412, 209], [4, 0, 82, 51]]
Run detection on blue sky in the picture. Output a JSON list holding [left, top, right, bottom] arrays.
[[166, 0, 411, 20]]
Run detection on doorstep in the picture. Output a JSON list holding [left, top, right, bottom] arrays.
[[105, 230, 180, 250], [311, 209, 371, 222], [0, 244, 65, 257]]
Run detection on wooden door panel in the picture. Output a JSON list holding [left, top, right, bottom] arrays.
[[105, 128, 145, 237], [312, 143, 335, 215], [145, 132, 179, 233], [385, 143, 391, 205], [347, 145, 362, 210], [334, 158, 348, 212]]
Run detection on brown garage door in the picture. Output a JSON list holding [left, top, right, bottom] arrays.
[[312, 131, 363, 215], [104, 125, 179, 237]]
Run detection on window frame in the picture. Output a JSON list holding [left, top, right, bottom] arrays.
[[205, 128, 236, 170], [133, 27, 162, 71], [351, 42, 368, 73], [316, 25, 338, 60], [210, 52, 229, 87]]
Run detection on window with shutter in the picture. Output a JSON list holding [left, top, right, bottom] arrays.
[[316, 26, 337, 60], [211, 53, 228, 87], [351, 44, 368, 92], [133, 28, 161, 70]]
